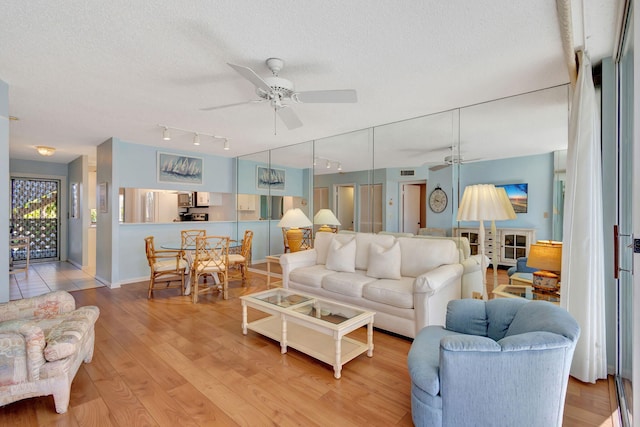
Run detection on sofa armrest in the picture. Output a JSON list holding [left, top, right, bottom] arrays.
[[0, 291, 76, 322], [280, 250, 318, 288], [441, 334, 501, 352], [0, 320, 47, 382], [414, 264, 463, 295]]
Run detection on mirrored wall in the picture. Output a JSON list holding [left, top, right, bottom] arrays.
[[237, 85, 570, 264]]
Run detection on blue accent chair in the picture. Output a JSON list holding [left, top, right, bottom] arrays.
[[506, 256, 539, 276], [407, 298, 580, 427]]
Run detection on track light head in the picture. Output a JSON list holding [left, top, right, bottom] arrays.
[[223, 139, 230, 150], [193, 133, 200, 146], [326, 160, 331, 169], [162, 127, 171, 141]]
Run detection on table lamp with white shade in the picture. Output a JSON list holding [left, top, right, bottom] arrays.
[[313, 209, 341, 233], [457, 184, 517, 300], [278, 208, 312, 252]]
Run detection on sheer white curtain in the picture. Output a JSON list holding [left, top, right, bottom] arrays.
[[561, 51, 607, 383]]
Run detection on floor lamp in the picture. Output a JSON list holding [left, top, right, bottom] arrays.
[[457, 184, 516, 300], [492, 187, 517, 291]]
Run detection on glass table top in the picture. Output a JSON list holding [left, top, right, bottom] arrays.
[[245, 289, 368, 325]]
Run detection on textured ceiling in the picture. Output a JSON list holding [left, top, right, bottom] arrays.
[[1, 1, 620, 168]]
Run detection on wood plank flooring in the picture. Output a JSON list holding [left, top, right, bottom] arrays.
[[0, 268, 619, 426]]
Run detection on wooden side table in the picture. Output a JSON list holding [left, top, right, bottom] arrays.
[[509, 272, 533, 287], [265, 255, 283, 288]]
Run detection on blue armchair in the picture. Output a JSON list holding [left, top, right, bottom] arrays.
[[407, 298, 580, 427], [506, 256, 539, 276]]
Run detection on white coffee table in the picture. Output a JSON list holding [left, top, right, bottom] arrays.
[[241, 288, 375, 379]]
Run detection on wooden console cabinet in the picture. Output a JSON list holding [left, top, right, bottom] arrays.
[[455, 227, 536, 267]]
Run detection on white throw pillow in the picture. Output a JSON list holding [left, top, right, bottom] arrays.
[[325, 237, 356, 273], [366, 241, 402, 280]]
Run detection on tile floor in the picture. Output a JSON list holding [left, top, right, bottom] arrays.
[[9, 261, 105, 300]]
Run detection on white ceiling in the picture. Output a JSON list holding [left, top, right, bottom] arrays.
[[1, 1, 620, 167]]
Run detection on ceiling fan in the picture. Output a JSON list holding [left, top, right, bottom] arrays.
[[428, 153, 482, 172], [200, 58, 358, 130]]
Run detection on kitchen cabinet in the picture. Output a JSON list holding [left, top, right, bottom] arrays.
[[237, 194, 257, 211]]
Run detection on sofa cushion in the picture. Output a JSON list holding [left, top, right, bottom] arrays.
[[44, 306, 100, 362], [322, 271, 376, 298], [445, 299, 488, 336], [366, 241, 401, 279], [326, 237, 357, 272], [398, 237, 458, 278], [350, 233, 394, 271], [289, 264, 336, 288], [315, 233, 354, 265], [363, 277, 414, 309]]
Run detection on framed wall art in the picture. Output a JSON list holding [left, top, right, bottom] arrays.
[[157, 152, 203, 184], [257, 166, 285, 190]]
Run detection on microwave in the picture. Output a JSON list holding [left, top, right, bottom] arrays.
[[177, 192, 194, 208]]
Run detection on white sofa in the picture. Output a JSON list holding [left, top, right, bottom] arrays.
[[413, 234, 487, 299], [280, 232, 463, 338]]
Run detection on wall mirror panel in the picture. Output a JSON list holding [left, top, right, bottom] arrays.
[[314, 129, 373, 233], [236, 85, 569, 264]]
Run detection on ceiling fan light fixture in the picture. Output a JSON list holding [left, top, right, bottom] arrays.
[[36, 146, 55, 156]]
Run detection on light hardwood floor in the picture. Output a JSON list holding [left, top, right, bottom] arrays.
[[0, 266, 619, 426]]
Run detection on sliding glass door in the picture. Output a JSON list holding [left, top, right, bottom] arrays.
[[616, 3, 635, 425]]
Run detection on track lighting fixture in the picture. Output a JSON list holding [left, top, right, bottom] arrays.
[[158, 125, 229, 150], [315, 156, 343, 171]]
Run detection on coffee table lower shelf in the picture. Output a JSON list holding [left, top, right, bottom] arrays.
[[246, 315, 372, 379]]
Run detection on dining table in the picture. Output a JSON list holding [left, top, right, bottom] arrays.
[[160, 240, 240, 296]]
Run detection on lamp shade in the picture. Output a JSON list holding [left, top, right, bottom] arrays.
[[527, 241, 562, 272], [313, 209, 341, 226], [457, 184, 515, 221], [277, 208, 312, 228], [496, 187, 517, 220]]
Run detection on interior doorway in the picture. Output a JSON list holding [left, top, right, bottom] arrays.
[[401, 182, 426, 234], [335, 184, 355, 231]]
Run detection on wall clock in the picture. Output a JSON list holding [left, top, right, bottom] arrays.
[[429, 187, 448, 213]]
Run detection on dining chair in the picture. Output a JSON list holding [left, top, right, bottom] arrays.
[[144, 236, 188, 298], [181, 229, 206, 252], [192, 235, 230, 303], [229, 230, 253, 283]]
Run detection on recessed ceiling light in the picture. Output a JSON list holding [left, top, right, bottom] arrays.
[[36, 146, 55, 156]]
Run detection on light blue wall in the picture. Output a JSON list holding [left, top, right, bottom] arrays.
[[10, 159, 69, 177], [456, 153, 554, 240], [97, 139, 238, 285], [0, 79, 8, 302]]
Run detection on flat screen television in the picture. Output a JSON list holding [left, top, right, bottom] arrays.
[[496, 183, 528, 213]]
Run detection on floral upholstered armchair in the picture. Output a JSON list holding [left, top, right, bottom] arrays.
[[0, 290, 100, 413]]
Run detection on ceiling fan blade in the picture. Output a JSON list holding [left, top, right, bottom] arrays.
[[277, 106, 303, 129], [200, 99, 264, 111], [294, 89, 357, 103], [429, 164, 450, 172], [227, 63, 272, 93]]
